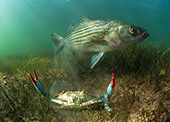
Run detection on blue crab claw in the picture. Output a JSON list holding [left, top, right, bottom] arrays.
[[102, 71, 115, 99], [101, 71, 115, 112], [29, 69, 48, 97]]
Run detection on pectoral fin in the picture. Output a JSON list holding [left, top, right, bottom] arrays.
[[91, 52, 106, 69]]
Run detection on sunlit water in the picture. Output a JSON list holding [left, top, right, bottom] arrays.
[[0, 0, 170, 56]]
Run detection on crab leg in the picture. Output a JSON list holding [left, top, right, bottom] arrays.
[[104, 101, 112, 112], [29, 69, 48, 97]]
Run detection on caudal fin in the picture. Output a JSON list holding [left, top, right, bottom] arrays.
[[51, 33, 64, 55]]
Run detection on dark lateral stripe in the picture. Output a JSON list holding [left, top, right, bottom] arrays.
[[69, 24, 96, 36], [70, 22, 103, 36], [69, 27, 103, 40], [66, 29, 104, 45], [66, 26, 105, 44], [65, 22, 105, 41], [70, 21, 104, 35], [67, 34, 98, 45], [66, 25, 101, 41], [69, 27, 97, 39]]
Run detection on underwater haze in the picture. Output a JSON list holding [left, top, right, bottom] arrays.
[[0, 0, 170, 56]]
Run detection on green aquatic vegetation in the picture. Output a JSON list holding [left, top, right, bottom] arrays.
[[0, 41, 170, 121], [0, 53, 53, 75], [103, 41, 170, 87], [104, 41, 169, 74]]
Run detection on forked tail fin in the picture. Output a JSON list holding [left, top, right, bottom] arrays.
[[51, 33, 64, 55]]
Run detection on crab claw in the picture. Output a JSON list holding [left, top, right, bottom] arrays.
[[102, 71, 115, 111], [107, 71, 115, 94], [29, 69, 47, 97], [29, 69, 38, 83], [102, 71, 115, 99], [110, 71, 115, 88]]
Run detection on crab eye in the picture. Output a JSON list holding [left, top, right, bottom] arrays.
[[129, 26, 137, 35]]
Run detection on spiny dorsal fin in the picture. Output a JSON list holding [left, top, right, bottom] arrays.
[[68, 24, 74, 34], [79, 15, 93, 23]]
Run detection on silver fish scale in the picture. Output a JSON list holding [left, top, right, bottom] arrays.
[[65, 21, 109, 45]]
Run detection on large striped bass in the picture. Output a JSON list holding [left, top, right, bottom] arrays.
[[51, 15, 149, 68]]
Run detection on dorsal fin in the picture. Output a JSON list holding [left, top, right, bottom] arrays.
[[68, 24, 74, 34], [79, 15, 93, 23]]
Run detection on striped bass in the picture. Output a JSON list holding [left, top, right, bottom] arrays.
[[51, 15, 149, 68]]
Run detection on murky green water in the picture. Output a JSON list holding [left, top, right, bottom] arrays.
[[0, 0, 170, 56]]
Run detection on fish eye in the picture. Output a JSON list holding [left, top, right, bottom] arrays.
[[129, 26, 137, 35]]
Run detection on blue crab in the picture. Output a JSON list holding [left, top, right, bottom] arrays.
[[29, 69, 115, 111]]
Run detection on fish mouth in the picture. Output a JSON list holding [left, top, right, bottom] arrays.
[[136, 31, 150, 43]]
